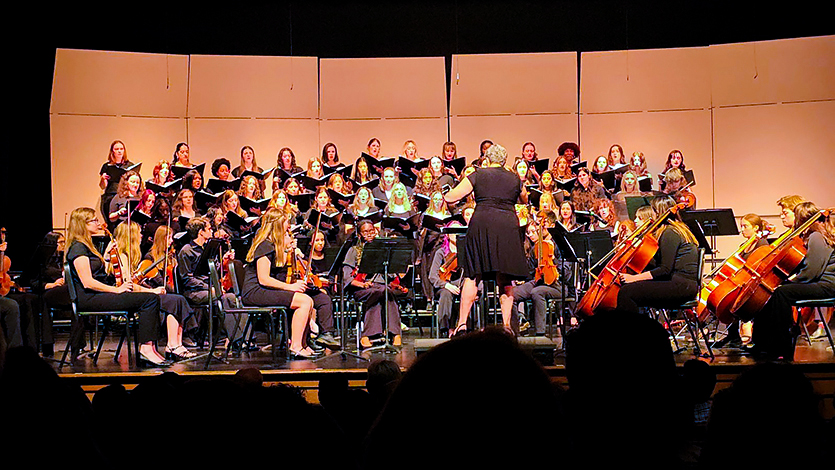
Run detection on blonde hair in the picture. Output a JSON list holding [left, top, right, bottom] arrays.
[[150, 225, 174, 265], [114, 221, 142, 271], [777, 195, 805, 211], [387, 182, 412, 212], [65, 207, 105, 264], [246, 209, 288, 267], [220, 190, 246, 217]]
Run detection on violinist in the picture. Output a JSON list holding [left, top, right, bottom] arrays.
[[108, 170, 144, 230], [116, 223, 196, 361], [176, 217, 241, 346], [99, 140, 133, 220], [172, 142, 191, 167], [663, 168, 696, 208], [748, 202, 835, 359], [65, 208, 169, 367], [242, 210, 338, 358], [428, 223, 465, 337], [616, 196, 700, 315], [31, 232, 71, 356], [512, 217, 566, 337], [342, 219, 401, 348]]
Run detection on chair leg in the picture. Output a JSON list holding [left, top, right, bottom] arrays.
[[92, 321, 109, 365]]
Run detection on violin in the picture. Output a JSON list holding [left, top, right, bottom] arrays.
[[0, 228, 17, 296], [576, 202, 688, 317], [533, 214, 559, 286], [438, 250, 459, 282], [103, 227, 125, 287], [727, 208, 831, 322]]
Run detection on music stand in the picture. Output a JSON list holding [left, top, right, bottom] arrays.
[[680, 209, 738, 269], [565, 231, 614, 289], [357, 237, 413, 353], [549, 224, 583, 343], [314, 236, 368, 362]]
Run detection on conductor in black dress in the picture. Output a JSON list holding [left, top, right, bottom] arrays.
[[443, 144, 529, 335]]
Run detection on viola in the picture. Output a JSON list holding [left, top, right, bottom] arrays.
[[533, 216, 559, 286], [721, 208, 830, 322], [697, 226, 773, 324], [0, 228, 16, 296], [576, 202, 688, 317], [103, 228, 125, 287]]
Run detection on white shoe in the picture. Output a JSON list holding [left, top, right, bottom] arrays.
[[810, 325, 827, 340], [400, 321, 410, 332]]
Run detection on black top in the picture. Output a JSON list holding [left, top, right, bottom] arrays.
[[177, 241, 207, 292], [648, 227, 700, 282], [100, 161, 133, 194], [66, 241, 107, 296], [242, 241, 290, 296], [795, 231, 835, 287], [462, 167, 528, 279]]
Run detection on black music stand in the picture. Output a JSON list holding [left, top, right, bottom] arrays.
[[314, 236, 368, 362], [680, 209, 737, 269], [549, 223, 583, 343], [565, 231, 614, 291], [357, 237, 413, 353]]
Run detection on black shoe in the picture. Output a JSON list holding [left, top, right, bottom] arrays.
[[309, 341, 325, 352], [288, 349, 318, 361], [42, 344, 54, 357], [139, 353, 172, 368], [313, 332, 340, 349]]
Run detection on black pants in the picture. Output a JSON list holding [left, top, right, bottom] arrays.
[[617, 274, 699, 315], [76, 291, 160, 344], [41, 285, 72, 347], [6, 291, 38, 349], [753, 281, 835, 355]]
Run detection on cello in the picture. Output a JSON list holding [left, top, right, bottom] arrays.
[[576, 202, 688, 317], [724, 208, 830, 322], [696, 225, 773, 324]]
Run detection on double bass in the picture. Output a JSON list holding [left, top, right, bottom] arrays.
[[576, 202, 688, 317]]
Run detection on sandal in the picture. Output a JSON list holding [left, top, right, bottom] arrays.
[[165, 345, 196, 361], [452, 323, 468, 338]]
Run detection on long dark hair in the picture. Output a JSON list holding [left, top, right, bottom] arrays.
[[794, 202, 835, 247]]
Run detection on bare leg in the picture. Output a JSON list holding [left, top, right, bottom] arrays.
[[165, 315, 182, 348], [290, 293, 315, 354], [139, 342, 166, 361], [497, 274, 515, 329], [455, 277, 479, 331]]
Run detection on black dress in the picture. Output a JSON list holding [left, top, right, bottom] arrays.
[[462, 167, 528, 280]]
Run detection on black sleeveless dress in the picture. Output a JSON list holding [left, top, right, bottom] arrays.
[[462, 167, 528, 280]]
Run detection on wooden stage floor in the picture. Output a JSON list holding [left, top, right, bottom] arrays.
[[50, 323, 835, 413]]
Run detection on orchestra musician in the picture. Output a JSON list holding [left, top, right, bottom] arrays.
[[112, 223, 196, 361], [749, 202, 835, 359], [616, 196, 700, 315], [65, 207, 169, 367], [242, 210, 326, 359], [663, 168, 696, 208], [428, 223, 465, 337], [342, 219, 402, 348], [443, 144, 529, 336]]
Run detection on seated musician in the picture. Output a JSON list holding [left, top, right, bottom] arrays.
[[242, 209, 336, 359], [428, 223, 465, 338], [617, 196, 700, 314], [662, 168, 696, 208], [342, 219, 401, 348], [749, 202, 835, 359], [176, 217, 242, 346], [512, 216, 567, 337]]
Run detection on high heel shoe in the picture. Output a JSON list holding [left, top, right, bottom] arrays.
[[452, 323, 468, 338], [164, 345, 196, 362], [139, 353, 172, 368], [288, 348, 317, 361]]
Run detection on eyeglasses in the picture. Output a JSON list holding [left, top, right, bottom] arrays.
[[86, 218, 100, 224]]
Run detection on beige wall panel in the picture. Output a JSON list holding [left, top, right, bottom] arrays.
[[713, 101, 835, 217], [449, 52, 577, 116], [320, 58, 447, 119], [51, 49, 188, 116], [580, 110, 713, 202], [580, 47, 711, 114], [710, 36, 835, 106], [449, 115, 578, 164], [50, 114, 187, 225], [188, 118, 321, 196], [318, 118, 448, 163], [188, 55, 318, 118]]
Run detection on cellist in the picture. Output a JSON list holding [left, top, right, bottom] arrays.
[[617, 196, 700, 314], [749, 202, 835, 359]]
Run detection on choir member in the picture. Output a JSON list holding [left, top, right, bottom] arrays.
[[322, 142, 343, 169], [182, 169, 203, 192], [558, 201, 578, 232], [367, 137, 382, 158], [402, 140, 420, 161], [172, 142, 191, 167], [108, 170, 144, 228], [344, 187, 380, 237], [413, 168, 439, 198], [99, 140, 133, 219], [429, 156, 456, 189], [659, 149, 687, 191], [608, 144, 627, 165], [172, 189, 198, 219], [211, 157, 235, 182], [570, 167, 607, 212], [372, 167, 398, 203], [557, 141, 580, 164], [149, 160, 174, 186], [352, 156, 376, 185]]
